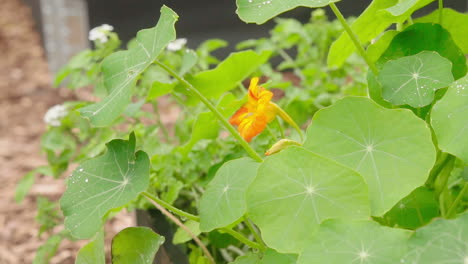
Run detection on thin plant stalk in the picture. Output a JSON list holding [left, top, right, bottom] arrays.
[[329, 2, 379, 75], [142, 191, 200, 222], [143, 194, 215, 264], [155, 60, 264, 162], [243, 216, 266, 249], [438, 0, 444, 25], [446, 183, 468, 218], [220, 227, 263, 250]]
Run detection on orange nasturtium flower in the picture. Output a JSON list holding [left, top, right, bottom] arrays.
[[229, 77, 277, 142]]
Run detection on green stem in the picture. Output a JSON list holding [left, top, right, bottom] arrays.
[[329, 2, 379, 76], [272, 103, 304, 142], [276, 118, 285, 138], [426, 152, 448, 188], [155, 60, 263, 163], [142, 191, 200, 222], [243, 216, 266, 249], [407, 16, 414, 25], [433, 155, 455, 195], [446, 183, 468, 218], [220, 228, 262, 250], [438, 0, 444, 25]]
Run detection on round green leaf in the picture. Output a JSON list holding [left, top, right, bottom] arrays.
[[75, 230, 105, 264], [403, 212, 468, 263], [304, 97, 436, 215], [381, 186, 439, 230], [378, 23, 467, 80], [112, 227, 165, 264], [236, 0, 338, 25], [200, 158, 260, 232], [298, 220, 410, 264], [378, 51, 454, 107], [247, 147, 369, 253], [431, 75, 468, 163], [60, 133, 150, 239]]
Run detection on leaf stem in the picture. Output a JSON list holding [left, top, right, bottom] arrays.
[[329, 2, 379, 75], [220, 227, 262, 250], [142, 191, 200, 222], [438, 0, 443, 25], [446, 183, 468, 218], [155, 60, 264, 162], [271, 103, 303, 141], [243, 216, 266, 249], [276, 47, 305, 80], [143, 192, 215, 264], [426, 152, 448, 188]]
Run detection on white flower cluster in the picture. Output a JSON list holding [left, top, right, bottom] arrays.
[[167, 38, 187, 51], [88, 24, 114, 43], [44, 104, 68, 127]]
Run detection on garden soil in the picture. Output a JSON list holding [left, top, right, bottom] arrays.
[[0, 0, 133, 263]]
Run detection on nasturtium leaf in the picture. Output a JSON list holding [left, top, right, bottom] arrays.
[[386, 0, 420, 16], [378, 51, 454, 108], [200, 158, 260, 232], [172, 220, 201, 244], [366, 30, 398, 64], [328, 0, 433, 68], [181, 50, 271, 101], [297, 220, 410, 264], [402, 212, 468, 263], [304, 97, 436, 215], [247, 147, 369, 253], [231, 254, 261, 264], [147, 81, 175, 100], [75, 230, 105, 264], [235, 0, 338, 25], [367, 71, 394, 108], [80, 6, 178, 126], [180, 49, 198, 76], [259, 249, 297, 264], [378, 23, 467, 80], [111, 227, 165, 264], [416, 8, 468, 54], [431, 76, 468, 163], [382, 186, 439, 230], [60, 133, 150, 239]]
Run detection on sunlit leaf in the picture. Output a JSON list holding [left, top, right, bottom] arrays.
[[112, 227, 165, 264], [75, 230, 105, 264], [431, 75, 468, 163], [60, 133, 150, 239], [247, 147, 369, 253], [80, 6, 178, 126], [298, 220, 410, 264], [304, 97, 436, 215], [378, 51, 454, 107], [328, 0, 434, 68], [402, 212, 468, 263], [236, 0, 338, 25], [378, 23, 467, 80], [200, 158, 260, 232]]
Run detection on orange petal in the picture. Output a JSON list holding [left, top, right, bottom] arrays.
[[229, 106, 250, 126]]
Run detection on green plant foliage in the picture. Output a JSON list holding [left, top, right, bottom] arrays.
[[182, 50, 271, 101], [416, 8, 468, 53], [33, 234, 63, 264], [431, 75, 468, 163], [297, 219, 410, 264], [80, 6, 178, 126], [259, 249, 297, 264], [378, 51, 454, 107], [199, 158, 260, 232], [173, 220, 201, 244], [328, 0, 434, 68], [380, 186, 439, 230], [247, 147, 369, 253], [147, 81, 176, 100], [402, 212, 468, 263], [75, 230, 105, 264], [111, 227, 165, 264], [366, 30, 398, 64], [304, 97, 436, 215], [15, 170, 36, 203], [231, 254, 260, 264], [378, 23, 467, 80], [60, 133, 150, 239], [236, 0, 338, 24]]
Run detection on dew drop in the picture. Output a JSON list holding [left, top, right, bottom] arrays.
[[85, 178, 89, 183], [78, 168, 83, 172]]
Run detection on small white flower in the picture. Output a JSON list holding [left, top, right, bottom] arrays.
[[89, 24, 114, 43], [167, 38, 187, 51], [44, 104, 68, 127]]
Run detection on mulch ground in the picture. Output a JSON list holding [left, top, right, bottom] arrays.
[[0, 0, 133, 263]]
